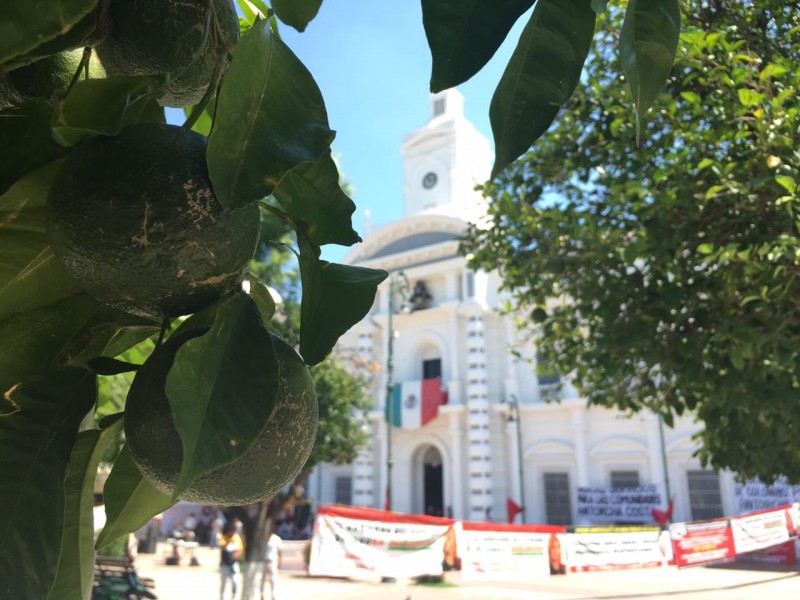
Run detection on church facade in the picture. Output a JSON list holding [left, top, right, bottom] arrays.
[[308, 90, 739, 526]]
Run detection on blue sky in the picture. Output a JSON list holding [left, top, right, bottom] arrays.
[[163, 3, 532, 262], [278, 1, 530, 262]]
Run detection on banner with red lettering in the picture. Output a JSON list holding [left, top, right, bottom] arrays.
[[737, 541, 797, 565], [730, 505, 797, 554], [308, 506, 455, 581], [669, 518, 736, 567], [458, 521, 567, 579], [567, 526, 672, 572]]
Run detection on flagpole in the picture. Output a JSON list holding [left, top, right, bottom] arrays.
[[384, 271, 410, 512]]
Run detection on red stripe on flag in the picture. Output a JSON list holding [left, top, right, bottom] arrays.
[[421, 378, 444, 426]]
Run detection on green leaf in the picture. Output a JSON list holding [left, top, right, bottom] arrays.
[[0, 0, 98, 67], [737, 88, 762, 108], [96, 445, 174, 549], [182, 97, 216, 137], [680, 91, 701, 104], [619, 0, 681, 143], [489, 0, 596, 177], [422, 0, 534, 92], [0, 101, 69, 195], [0, 367, 96, 600], [776, 174, 796, 194], [759, 63, 789, 83], [697, 243, 714, 255], [4, 15, 98, 72], [298, 235, 388, 365], [47, 418, 124, 600], [166, 294, 280, 499], [273, 151, 360, 247], [247, 278, 277, 324], [52, 75, 165, 146], [591, 0, 609, 12], [88, 357, 141, 375], [236, 0, 261, 26], [208, 19, 334, 209], [0, 161, 81, 320], [696, 157, 714, 170], [271, 0, 323, 32], [0, 294, 159, 392]]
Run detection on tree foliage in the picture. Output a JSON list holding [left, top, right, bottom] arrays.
[[463, 0, 800, 482]]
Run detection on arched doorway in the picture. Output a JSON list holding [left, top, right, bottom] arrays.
[[422, 446, 444, 516]]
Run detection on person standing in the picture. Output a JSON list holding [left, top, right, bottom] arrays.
[[220, 523, 244, 600], [210, 510, 225, 548], [261, 530, 282, 600]]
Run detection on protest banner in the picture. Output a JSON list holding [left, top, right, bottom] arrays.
[[576, 484, 662, 523], [567, 526, 672, 571], [307, 505, 454, 581], [730, 504, 797, 555], [735, 478, 800, 514], [736, 541, 797, 565], [669, 518, 736, 567], [457, 521, 567, 580]]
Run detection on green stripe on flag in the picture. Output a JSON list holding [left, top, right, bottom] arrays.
[[387, 382, 402, 427]]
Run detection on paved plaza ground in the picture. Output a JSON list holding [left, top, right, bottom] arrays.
[[132, 542, 800, 600]]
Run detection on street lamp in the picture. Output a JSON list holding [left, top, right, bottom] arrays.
[[507, 394, 526, 524], [384, 271, 410, 512]]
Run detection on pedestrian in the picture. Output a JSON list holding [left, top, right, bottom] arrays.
[[261, 528, 282, 600], [220, 522, 244, 600], [210, 510, 225, 548], [184, 512, 198, 541]]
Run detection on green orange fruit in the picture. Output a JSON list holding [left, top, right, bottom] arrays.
[[0, 49, 104, 110], [95, 0, 239, 107], [124, 328, 318, 505], [47, 123, 260, 319]]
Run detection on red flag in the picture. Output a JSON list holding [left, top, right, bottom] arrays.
[[506, 497, 523, 523], [651, 496, 674, 527]]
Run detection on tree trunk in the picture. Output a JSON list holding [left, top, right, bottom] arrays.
[[241, 559, 266, 600], [239, 472, 311, 600]]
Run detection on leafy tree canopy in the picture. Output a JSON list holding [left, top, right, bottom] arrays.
[[464, 0, 800, 482]]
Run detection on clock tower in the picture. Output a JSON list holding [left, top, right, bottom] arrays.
[[400, 89, 492, 221]]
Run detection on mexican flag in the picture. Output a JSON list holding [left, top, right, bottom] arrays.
[[387, 379, 446, 428]]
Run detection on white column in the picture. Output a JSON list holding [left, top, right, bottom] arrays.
[[571, 407, 589, 486], [465, 312, 493, 521], [449, 419, 464, 519], [352, 330, 377, 508], [449, 312, 461, 383]]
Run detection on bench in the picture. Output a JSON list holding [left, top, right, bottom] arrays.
[[94, 555, 156, 593]]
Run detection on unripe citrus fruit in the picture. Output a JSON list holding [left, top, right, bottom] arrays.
[[125, 329, 318, 505], [47, 123, 259, 319], [95, 0, 239, 107], [0, 49, 104, 110]]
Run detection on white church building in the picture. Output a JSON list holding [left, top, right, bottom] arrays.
[[308, 90, 740, 526]]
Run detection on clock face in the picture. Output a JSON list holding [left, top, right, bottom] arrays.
[[422, 171, 438, 189]]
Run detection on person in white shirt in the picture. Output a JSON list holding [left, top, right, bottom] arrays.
[[261, 530, 282, 600]]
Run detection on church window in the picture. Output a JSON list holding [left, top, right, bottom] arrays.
[[433, 97, 445, 116], [334, 476, 352, 505], [464, 270, 475, 298], [543, 472, 573, 525], [610, 470, 640, 489], [537, 352, 560, 386], [423, 358, 442, 379], [687, 470, 724, 520]]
